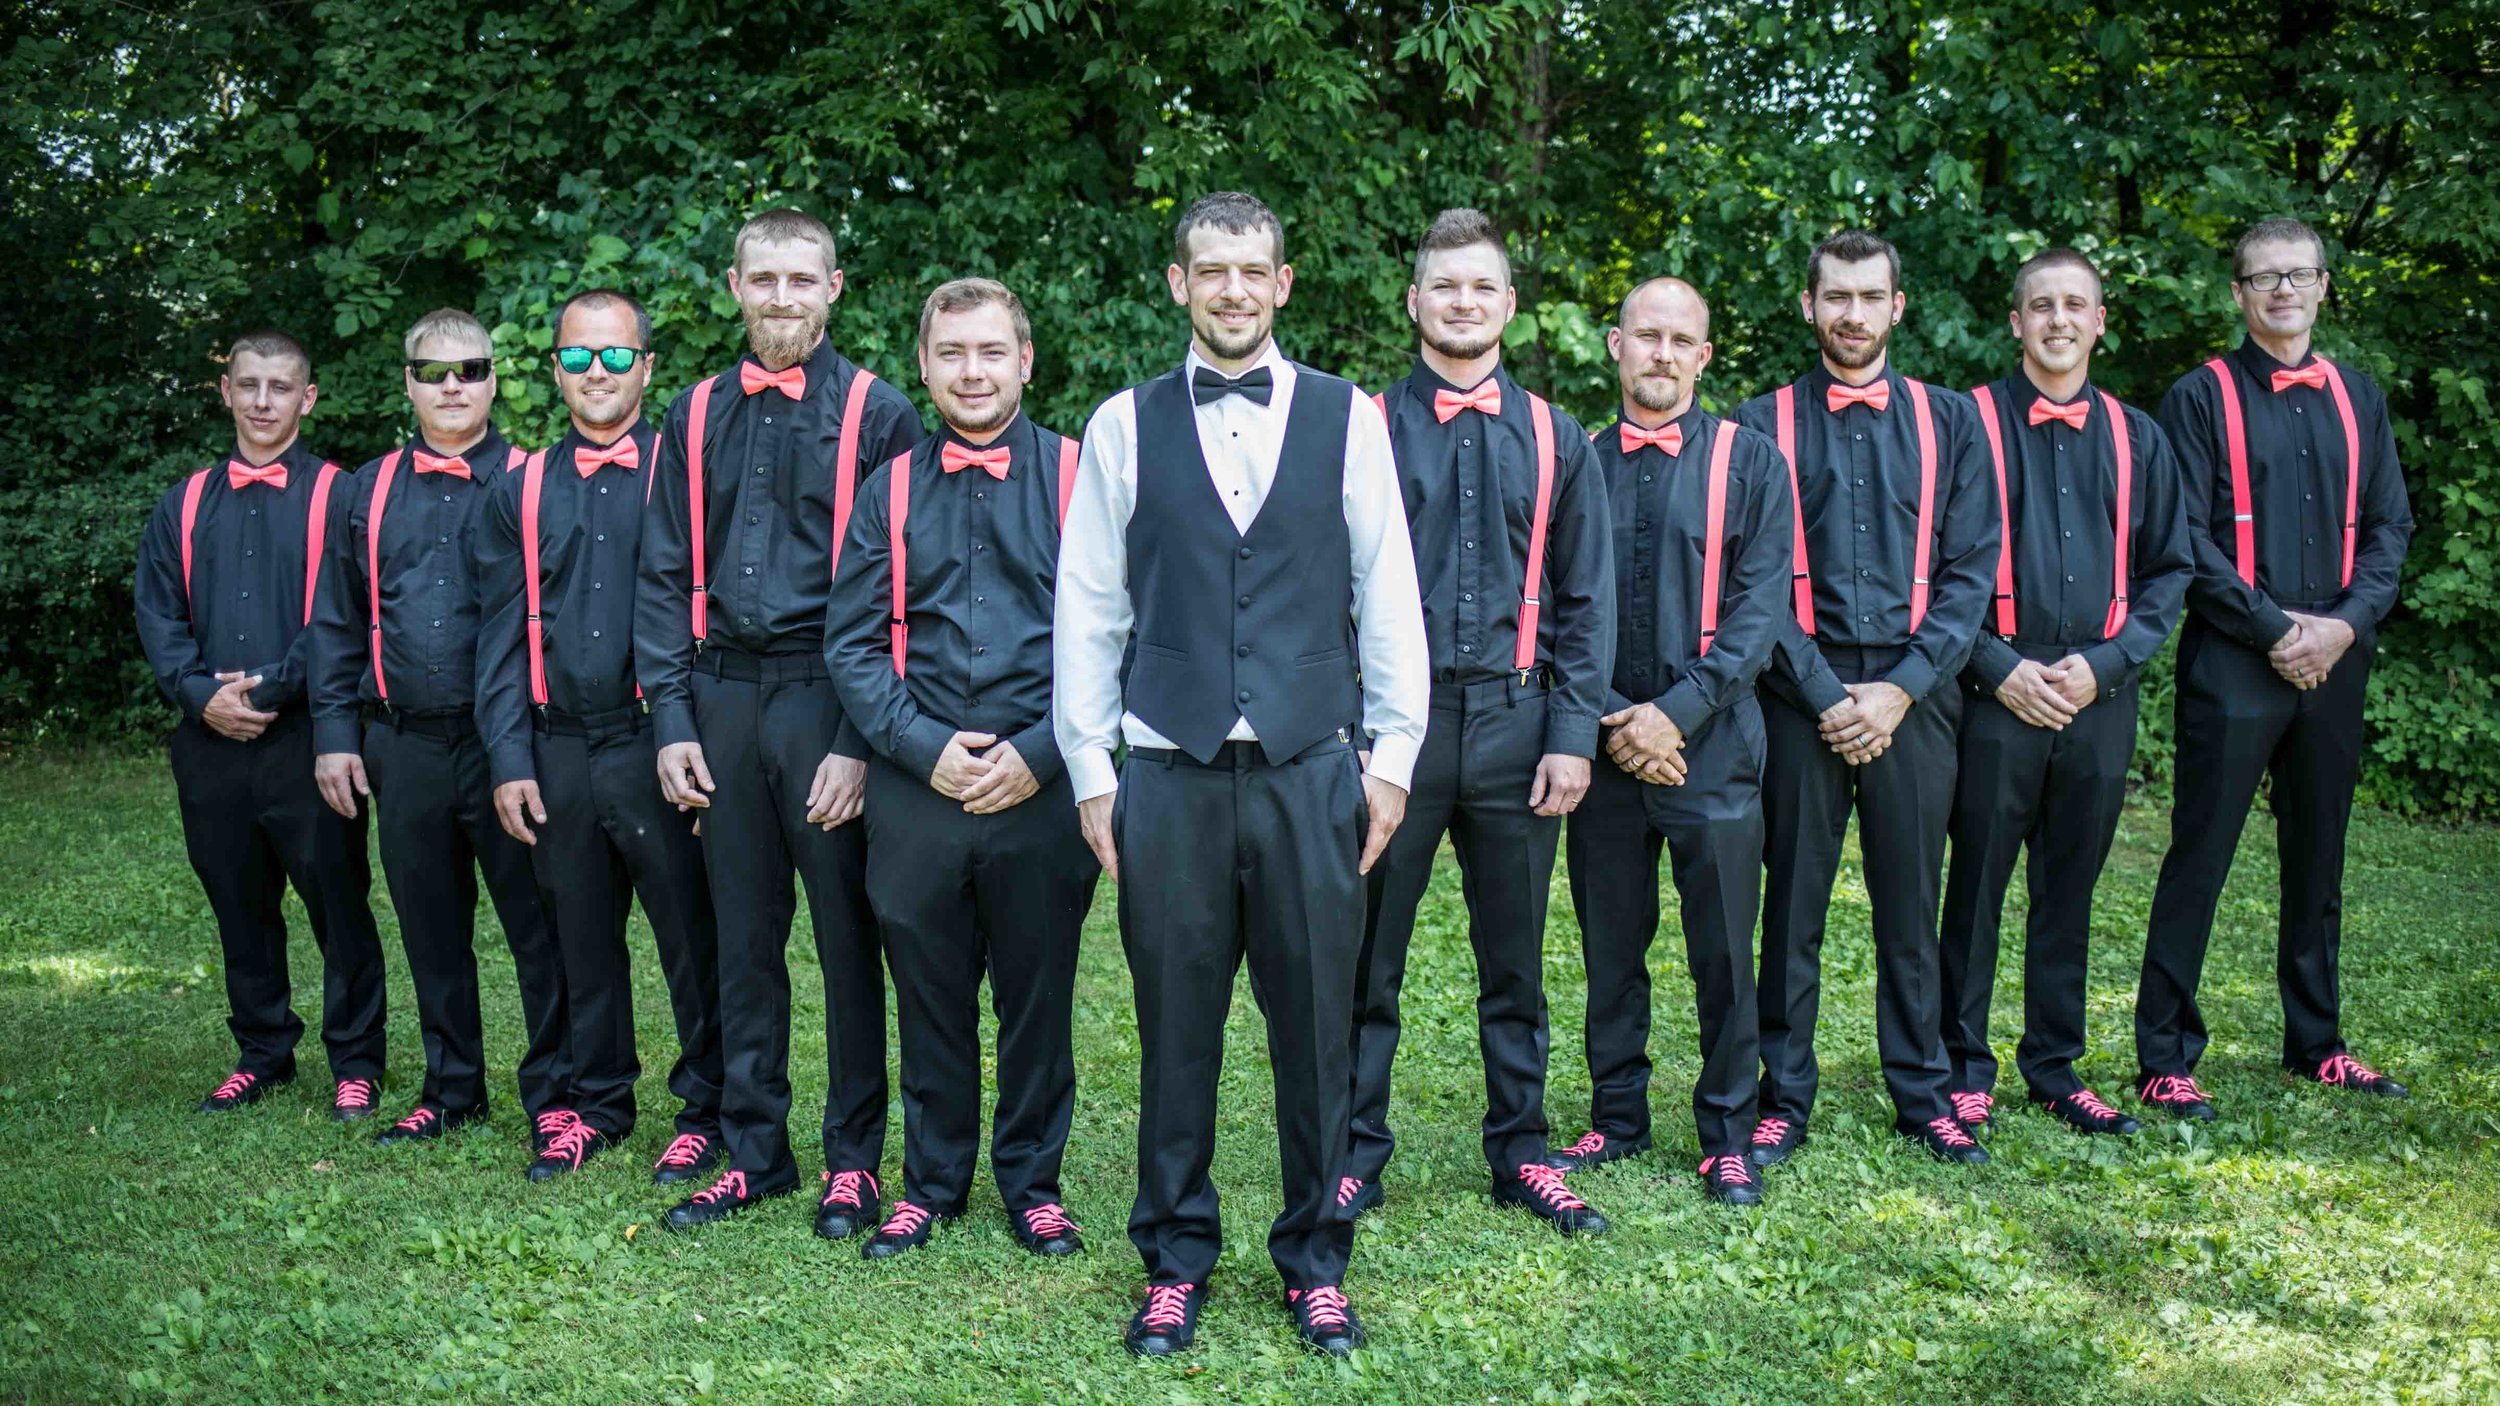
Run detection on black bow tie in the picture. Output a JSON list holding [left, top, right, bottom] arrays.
[[1192, 366, 1275, 406]]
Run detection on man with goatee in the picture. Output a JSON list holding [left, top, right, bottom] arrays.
[[1056, 192, 1427, 1357], [1559, 277, 1791, 1206], [2134, 217, 2414, 1118], [1342, 208, 1613, 1236], [826, 278, 1099, 1262], [1735, 229, 2000, 1169], [1938, 249, 2190, 1138], [635, 209, 923, 1235]]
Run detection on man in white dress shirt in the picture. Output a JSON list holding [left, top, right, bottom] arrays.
[[1055, 191, 1429, 1359]]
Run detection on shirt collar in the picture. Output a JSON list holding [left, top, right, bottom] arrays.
[[1406, 356, 1512, 403], [413, 426, 505, 466], [2015, 370, 2094, 408], [2231, 336, 2314, 379], [937, 411, 1027, 462]]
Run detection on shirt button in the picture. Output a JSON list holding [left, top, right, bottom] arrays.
[[755, 466, 767, 475], [236, 633, 247, 641], [973, 645, 985, 656], [1460, 592, 1474, 603], [593, 582, 603, 591], [1855, 477, 1866, 486], [442, 493, 454, 503], [2304, 491, 2314, 501], [749, 516, 759, 525], [438, 535, 449, 544], [974, 595, 985, 605], [1637, 521, 1650, 532], [429, 666, 441, 675], [1853, 433, 1865, 442], [436, 577, 448, 586], [2294, 405, 2305, 415], [1461, 438, 1473, 448], [1856, 523, 1867, 532], [1859, 613, 1872, 623], [1641, 474, 1652, 483], [249, 509, 259, 517], [975, 491, 985, 500], [742, 566, 753, 575], [741, 616, 753, 627], [2064, 575, 2075, 584], [598, 485, 608, 496], [1460, 643, 1474, 654], [1859, 569, 1870, 578], [431, 619, 443, 627], [763, 416, 774, 425], [1464, 488, 1475, 498], [2059, 487, 2069, 496], [1463, 540, 1475, 550], [2061, 531, 2071, 540], [591, 630, 602, 639], [239, 590, 250, 599], [973, 543, 985, 552], [245, 549, 255, 558]]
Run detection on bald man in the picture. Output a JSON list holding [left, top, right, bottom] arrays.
[[1558, 279, 1792, 1205]]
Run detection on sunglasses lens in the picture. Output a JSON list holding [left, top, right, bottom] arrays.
[[597, 347, 641, 373], [458, 359, 493, 383], [410, 361, 450, 383], [556, 347, 594, 374]]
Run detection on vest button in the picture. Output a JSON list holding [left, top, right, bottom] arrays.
[[1236, 645, 1251, 657], [1238, 547, 1253, 559], [1237, 690, 1251, 703], [1238, 595, 1251, 608]]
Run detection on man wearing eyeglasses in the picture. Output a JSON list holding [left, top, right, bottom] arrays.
[[471, 288, 727, 1186], [2133, 217, 2416, 1120], [136, 330, 390, 1120], [309, 308, 565, 1146]]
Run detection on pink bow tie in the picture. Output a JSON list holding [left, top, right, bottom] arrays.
[[226, 458, 288, 491], [2271, 363, 2331, 394], [1433, 381, 1504, 424], [2028, 397, 2090, 431], [1826, 380, 1891, 413], [1619, 421, 1685, 457], [411, 451, 472, 479], [741, 361, 807, 399], [574, 438, 640, 476], [940, 442, 1013, 479]]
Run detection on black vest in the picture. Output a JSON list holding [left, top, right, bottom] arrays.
[[1126, 363, 1361, 763]]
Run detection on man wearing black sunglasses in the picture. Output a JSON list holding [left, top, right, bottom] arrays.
[[637, 208, 924, 1236], [2133, 217, 2416, 1121], [309, 308, 566, 1151], [475, 288, 727, 1189]]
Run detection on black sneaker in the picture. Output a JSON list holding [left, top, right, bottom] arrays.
[[1541, 1129, 1651, 1172], [1900, 1115, 1990, 1165], [198, 1067, 290, 1113], [1748, 1115, 1806, 1168], [814, 1169, 881, 1241], [1948, 1089, 1995, 1134], [2299, 1052, 2409, 1099], [664, 1168, 796, 1231], [1286, 1285, 1366, 1357], [373, 1103, 484, 1145], [1012, 1203, 1085, 1256], [1123, 1282, 1206, 1357], [331, 1077, 380, 1123], [2136, 1072, 2218, 1121], [861, 1198, 945, 1260], [651, 1132, 724, 1185], [530, 1109, 582, 1157], [2035, 1088, 2141, 1136], [1698, 1154, 1764, 1206], [1335, 1175, 1384, 1218], [527, 1117, 608, 1181], [1491, 1163, 1610, 1235]]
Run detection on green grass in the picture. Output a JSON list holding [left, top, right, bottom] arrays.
[[1, 749, 2495, 1404]]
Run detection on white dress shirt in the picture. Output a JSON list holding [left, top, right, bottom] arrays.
[[1053, 340, 1429, 803]]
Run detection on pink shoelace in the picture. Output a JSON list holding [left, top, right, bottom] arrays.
[[2067, 1089, 2122, 1120], [540, 1118, 597, 1166], [822, 1169, 875, 1209], [1516, 1163, 1590, 1211], [210, 1071, 257, 1102], [334, 1078, 376, 1112], [1751, 1116, 1794, 1148], [1698, 1154, 1755, 1187], [392, 1107, 437, 1134], [534, 1109, 580, 1142], [691, 1170, 749, 1206], [1925, 1116, 1978, 1149], [1023, 1203, 1079, 1239], [2140, 1074, 2211, 1106], [1289, 1286, 1352, 1331], [655, 1133, 710, 1169], [1140, 1284, 1196, 1330], [1335, 1176, 1365, 1208], [1949, 1090, 1994, 1124], [2318, 1053, 2386, 1087], [878, 1199, 933, 1238], [1562, 1130, 1607, 1159]]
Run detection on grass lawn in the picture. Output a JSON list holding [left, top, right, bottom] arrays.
[[0, 748, 2495, 1404]]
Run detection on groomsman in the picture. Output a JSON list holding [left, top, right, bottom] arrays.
[[2135, 217, 2414, 1117], [134, 330, 388, 1118], [308, 308, 565, 1150], [1056, 192, 1428, 1357], [826, 278, 1099, 1261], [1938, 249, 2191, 1136], [1736, 229, 2000, 1167], [636, 209, 923, 1234], [1345, 209, 1613, 1235], [474, 289, 727, 1183], [1560, 277, 1790, 1206]]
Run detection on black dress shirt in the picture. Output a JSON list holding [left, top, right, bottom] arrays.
[[1379, 360, 1613, 756], [1591, 405, 1795, 734], [1734, 365, 1999, 713], [309, 427, 519, 754], [472, 420, 660, 786], [1962, 373, 2193, 694], [824, 415, 1070, 786], [634, 337, 924, 751], [134, 439, 344, 720], [2154, 337, 2412, 653]]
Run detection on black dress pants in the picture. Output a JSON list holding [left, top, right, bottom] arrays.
[[1564, 697, 1767, 1159], [1120, 738, 1366, 1292], [1937, 667, 2139, 1100], [168, 710, 386, 1081], [865, 755, 1096, 1215], [363, 713, 566, 1119], [1350, 679, 1557, 1183], [1758, 645, 1960, 1128], [530, 709, 724, 1140], [690, 652, 886, 1187], [2137, 617, 2372, 1077]]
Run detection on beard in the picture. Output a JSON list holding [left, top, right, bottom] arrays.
[[745, 303, 828, 369], [1817, 318, 1891, 372], [1421, 322, 1502, 362], [1627, 369, 1685, 413], [941, 385, 1019, 436], [1191, 301, 1272, 362]]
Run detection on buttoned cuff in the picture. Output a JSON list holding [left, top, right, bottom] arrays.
[[179, 673, 221, 723], [2328, 599, 2379, 656], [1008, 719, 1064, 789], [1885, 655, 1939, 704], [1541, 708, 1598, 760], [1657, 681, 1711, 737], [1966, 637, 2021, 693], [1800, 665, 1851, 716], [2077, 642, 2132, 696], [312, 712, 363, 757], [1068, 747, 1120, 804], [2248, 599, 2297, 653], [488, 739, 535, 789], [654, 701, 700, 749], [1365, 733, 1421, 792], [895, 716, 955, 783]]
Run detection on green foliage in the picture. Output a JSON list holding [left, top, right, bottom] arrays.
[[7, 0, 2496, 807]]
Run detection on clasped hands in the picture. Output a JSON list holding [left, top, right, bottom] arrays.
[[2270, 612, 2355, 692]]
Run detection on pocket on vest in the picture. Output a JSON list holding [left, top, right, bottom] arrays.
[[1293, 646, 1349, 667], [1135, 640, 1190, 662]]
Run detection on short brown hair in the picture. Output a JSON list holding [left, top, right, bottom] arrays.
[[2233, 217, 2327, 277], [917, 277, 1031, 347], [1172, 191, 1284, 270], [1808, 228, 1902, 296], [225, 329, 311, 378], [734, 208, 838, 273], [402, 307, 492, 361], [553, 288, 651, 347], [2011, 247, 2103, 307], [1412, 207, 1510, 287]]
